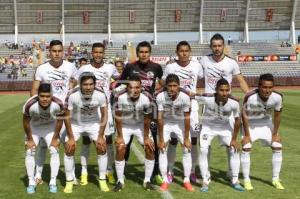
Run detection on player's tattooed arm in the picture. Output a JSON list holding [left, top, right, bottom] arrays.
[[96, 105, 108, 152], [241, 104, 251, 145], [23, 115, 35, 149], [230, 117, 241, 151], [30, 80, 40, 97], [144, 114, 154, 152], [272, 111, 282, 143], [183, 111, 191, 150], [114, 110, 125, 146], [157, 111, 165, 152]]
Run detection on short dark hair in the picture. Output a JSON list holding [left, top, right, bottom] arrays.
[[92, 42, 105, 51], [50, 40, 63, 48], [165, 74, 180, 85], [258, 73, 274, 86], [128, 75, 141, 83], [215, 78, 229, 90], [210, 33, 225, 45], [136, 41, 152, 55], [79, 57, 87, 63], [79, 72, 96, 85], [176, 41, 191, 51], [38, 83, 51, 94]]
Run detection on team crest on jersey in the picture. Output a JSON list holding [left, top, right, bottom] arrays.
[[147, 71, 154, 78]]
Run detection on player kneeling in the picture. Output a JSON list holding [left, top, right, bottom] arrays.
[[63, 72, 109, 193], [157, 74, 194, 192], [113, 75, 155, 192], [241, 73, 284, 190], [195, 78, 244, 192], [23, 83, 64, 194]]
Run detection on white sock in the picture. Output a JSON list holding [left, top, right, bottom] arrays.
[[25, 149, 36, 186], [167, 143, 176, 174], [199, 147, 210, 183], [97, 153, 108, 180], [207, 145, 211, 179], [191, 144, 198, 173], [182, 148, 192, 183], [115, 160, 125, 184], [226, 147, 232, 176], [241, 151, 251, 181], [107, 144, 114, 172], [80, 144, 90, 175], [272, 150, 282, 180], [144, 159, 155, 183], [49, 146, 60, 185], [229, 149, 240, 184], [35, 146, 47, 179], [159, 150, 168, 183], [64, 154, 75, 181]]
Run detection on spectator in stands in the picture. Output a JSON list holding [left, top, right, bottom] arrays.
[[114, 60, 124, 75], [227, 36, 232, 45], [122, 44, 127, 50], [21, 66, 27, 77]]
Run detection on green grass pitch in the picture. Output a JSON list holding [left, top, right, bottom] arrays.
[[0, 90, 299, 199]]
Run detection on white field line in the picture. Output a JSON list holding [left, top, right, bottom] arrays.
[[131, 143, 175, 199]]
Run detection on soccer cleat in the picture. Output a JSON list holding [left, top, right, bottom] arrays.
[[244, 180, 254, 191], [231, 183, 245, 192], [26, 185, 36, 194], [272, 179, 285, 190], [154, 174, 163, 185], [113, 181, 124, 192], [35, 177, 43, 185], [49, 185, 57, 193], [190, 173, 197, 183], [160, 182, 169, 191], [143, 181, 155, 191], [167, 172, 174, 184], [200, 184, 209, 192], [99, 179, 110, 192], [183, 182, 194, 192], [64, 181, 73, 194], [106, 171, 116, 185], [80, 174, 88, 186]]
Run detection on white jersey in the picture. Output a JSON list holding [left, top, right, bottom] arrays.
[[34, 60, 77, 101], [66, 88, 107, 125], [23, 95, 63, 129], [195, 94, 240, 128], [74, 63, 119, 99], [156, 90, 191, 124], [115, 90, 152, 126], [243, 89, 283, 124], [163, 60, 203, 93], [200, 55, 240, 93]]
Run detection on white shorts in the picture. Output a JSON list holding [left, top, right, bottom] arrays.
[[200, 125, 232, 148], [122, 124, 152, 145], [64, 123, 100, 142], [25, 127, 56, 148], [190, 99, 201, 138], [163, 123, 190, 144], [244, 122, 274, 147]]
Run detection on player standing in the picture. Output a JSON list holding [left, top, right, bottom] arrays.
[[30, 40, 77, 185], [199, 33, 249, 179], [74, 42, 119, 185], [241, 73, 284, 190], [23, 83, 64, 194], [113, 75, 155, 191], [118, 41, 164, 184], [63, 72, 109, 193], [163, 41, 203, 183]]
